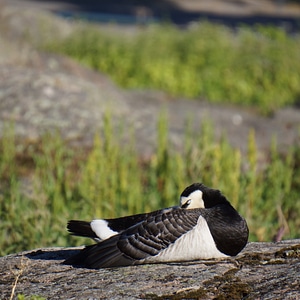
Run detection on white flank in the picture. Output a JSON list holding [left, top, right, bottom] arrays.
[[90, 219, 118, 240], [180, 190, 205, 209], [147, 216, 227, 262]]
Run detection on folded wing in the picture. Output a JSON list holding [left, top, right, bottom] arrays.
[[67, 207, 178, 241], [65, 208, 200, 268]]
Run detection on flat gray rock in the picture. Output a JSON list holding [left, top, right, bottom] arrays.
[[1, 240, 299, 299]]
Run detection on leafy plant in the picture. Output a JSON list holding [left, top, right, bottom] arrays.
[[43, 22, 300, 115], [0, 115, 299, 256]]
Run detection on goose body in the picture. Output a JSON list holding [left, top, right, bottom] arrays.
[[65, 183, 249, 268], [67, 183, 205, 242]]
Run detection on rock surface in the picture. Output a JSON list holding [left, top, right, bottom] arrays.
[[1, 240, 299, 299]]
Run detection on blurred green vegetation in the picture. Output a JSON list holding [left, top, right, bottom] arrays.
[[43, 22, 300, 115], [17, 294, 46, 300], [0, 116, 299, 256]]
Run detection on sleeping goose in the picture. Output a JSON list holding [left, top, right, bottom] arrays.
[[67, 182, 204, 241], [65, 183, 248, 268]]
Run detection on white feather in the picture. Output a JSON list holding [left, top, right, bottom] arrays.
[[90, 219, 118, 240], [180, 190, 205, 209], [146, 216, 227, 262]]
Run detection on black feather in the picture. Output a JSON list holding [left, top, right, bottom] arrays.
[[65, 208, 200, 268], [67, 220, 98, 239], [67, 207, 180, 240], [202, 204, 249, 256]]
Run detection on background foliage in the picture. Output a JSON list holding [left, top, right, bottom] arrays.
[[44, 22, 300, 115], [0, 116, 299, 256], [1, 16, 300, 256]]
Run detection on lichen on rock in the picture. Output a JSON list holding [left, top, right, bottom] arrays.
[[1, 240, 299, 299]]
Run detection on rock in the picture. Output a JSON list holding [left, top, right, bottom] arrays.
[[1, 240, 299, 299]]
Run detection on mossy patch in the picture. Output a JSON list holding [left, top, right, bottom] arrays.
[[238, 244, 300, 267], [202, 271, 252, 300], [275, 245, 300, 259], [142, 266, 251, 300]]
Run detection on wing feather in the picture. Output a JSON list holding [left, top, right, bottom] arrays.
[[67, 220, 98, 239], [65, 208, 201, 268], [67, 207, 179, 240]]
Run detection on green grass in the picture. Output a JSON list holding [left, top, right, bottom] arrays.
[[43, 22, 300, 115], [0, 116, 299, 256], [17, 294, 46, 300]]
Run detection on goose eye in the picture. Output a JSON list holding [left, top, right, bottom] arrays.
[[181, 199, 191, 208]]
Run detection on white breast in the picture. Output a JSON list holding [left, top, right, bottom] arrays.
[[146, 216, 227, 263]]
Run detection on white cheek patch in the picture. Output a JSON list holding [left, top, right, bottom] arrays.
[[180, 197, 190, 207], [180, 190, 205, 209], [90, 219, 118, 240]]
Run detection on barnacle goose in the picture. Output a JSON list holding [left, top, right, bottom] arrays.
[[65, 183, 248, 268], [67, 183, 204, 242]]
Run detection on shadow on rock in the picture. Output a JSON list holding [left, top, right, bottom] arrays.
[[26, 248, 81, 261]]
